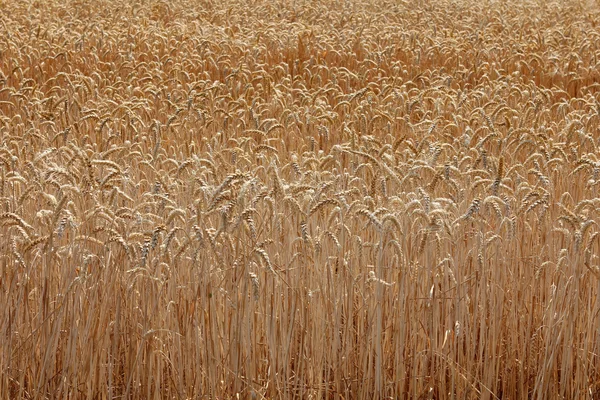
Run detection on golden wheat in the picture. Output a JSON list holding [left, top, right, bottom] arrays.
[[1, 0, 600, 398]]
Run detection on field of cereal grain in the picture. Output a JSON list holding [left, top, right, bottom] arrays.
[[2, 0, 600, 398]]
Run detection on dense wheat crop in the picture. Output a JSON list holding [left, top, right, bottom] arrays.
[[2, 0, 600, 398]]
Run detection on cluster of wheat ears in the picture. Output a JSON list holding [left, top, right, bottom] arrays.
[[2, 0, 600, 398]]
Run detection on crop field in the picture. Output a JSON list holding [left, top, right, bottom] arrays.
[[2, 0, 600, 398]]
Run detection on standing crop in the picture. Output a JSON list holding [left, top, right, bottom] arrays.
[[1, 0, 600, 398]]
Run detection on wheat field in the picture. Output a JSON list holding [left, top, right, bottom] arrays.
[[1, 0, 600, 398]]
